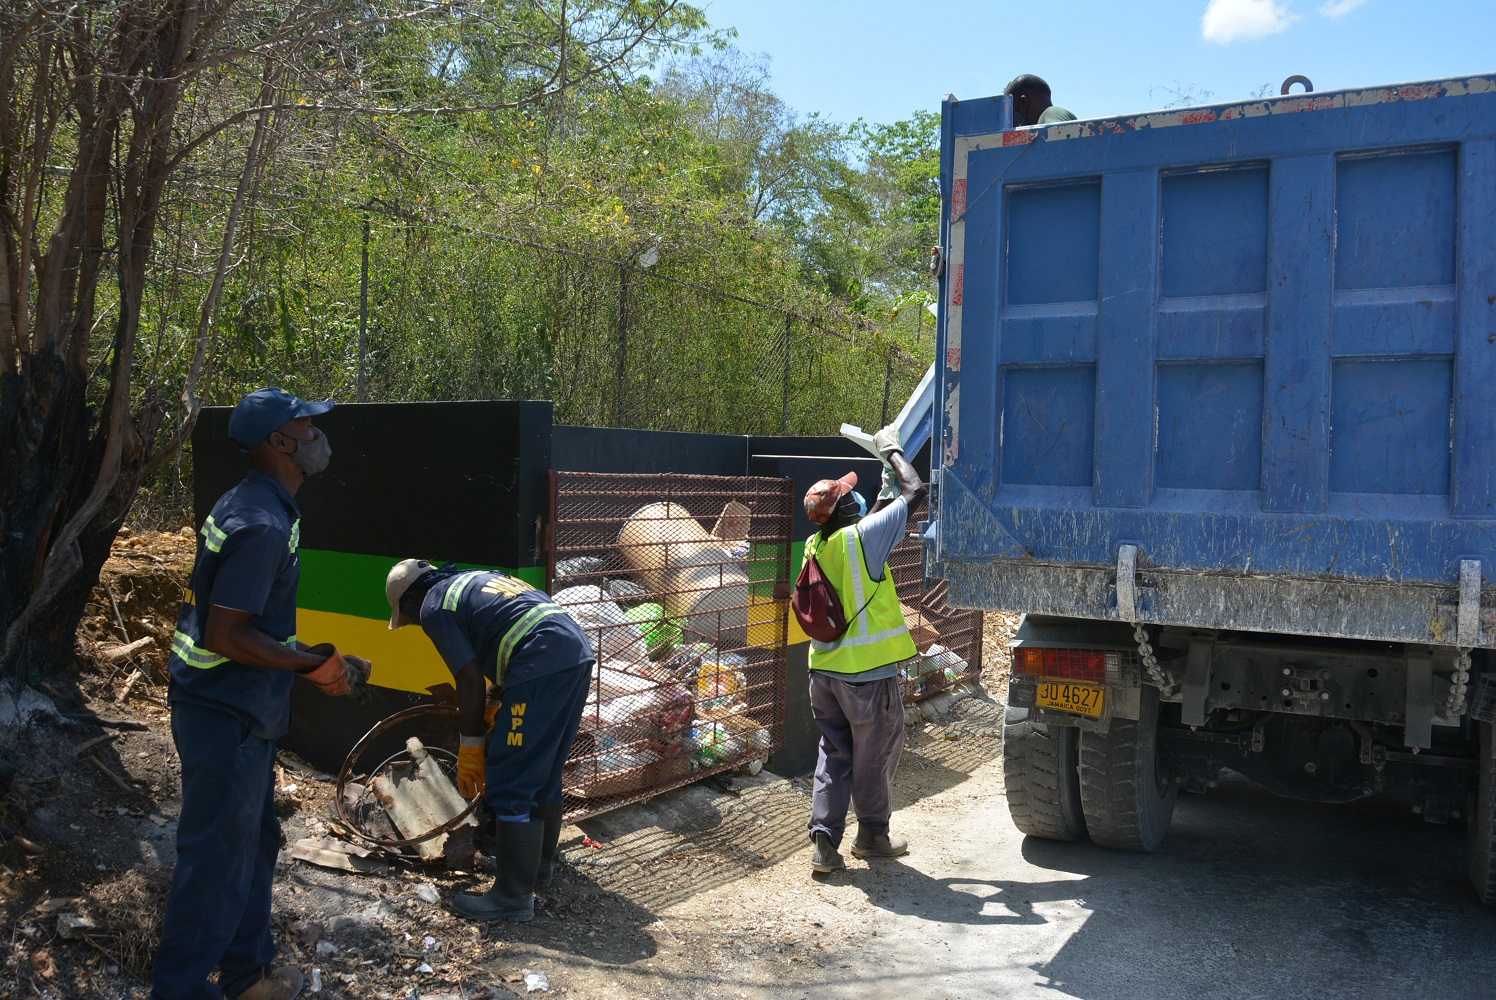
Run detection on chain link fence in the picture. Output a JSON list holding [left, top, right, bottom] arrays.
[[356, 217, 930, 437], [133, 212, 930, 530]]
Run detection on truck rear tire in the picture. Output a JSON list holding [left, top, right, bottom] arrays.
[[1078, 687, 1177, 852], [1469, 720, 1496, 904], [1002, 695, 1087, 842]]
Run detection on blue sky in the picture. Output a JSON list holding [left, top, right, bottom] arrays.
[[698, 0, 1495, 126]]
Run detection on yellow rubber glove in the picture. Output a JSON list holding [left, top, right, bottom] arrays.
[[457, 737, 485, 799]]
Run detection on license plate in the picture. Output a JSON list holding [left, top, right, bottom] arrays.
[[1036, 680, 1105, 718]]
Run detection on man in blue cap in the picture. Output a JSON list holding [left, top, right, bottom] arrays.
[[152, 388, 371, 1000]]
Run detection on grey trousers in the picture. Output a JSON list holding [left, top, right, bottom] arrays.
[[808, 671, 905, 846]]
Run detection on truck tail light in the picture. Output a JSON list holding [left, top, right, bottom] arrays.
[[1013, 648, 1117, 684]]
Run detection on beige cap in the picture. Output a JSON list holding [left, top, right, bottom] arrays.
[[386, 558, 434, 629]]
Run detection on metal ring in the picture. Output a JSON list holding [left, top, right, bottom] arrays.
[[334, 703, 481, 850], [1280, 75, 1314, 95]]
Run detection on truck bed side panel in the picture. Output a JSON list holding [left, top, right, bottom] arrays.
[[934, 78, 1496, 645]]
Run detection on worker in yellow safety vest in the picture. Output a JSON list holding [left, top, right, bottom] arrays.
[[801, 426, 926, 874]]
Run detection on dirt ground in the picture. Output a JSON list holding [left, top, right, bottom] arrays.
[[0, 532, 1017, 999]]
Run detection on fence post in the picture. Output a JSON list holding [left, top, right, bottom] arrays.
[[781, 313, 792, 435], [614, 262, 628, 427], [881, 345, 895, 425], [357, 212, 369, 403]]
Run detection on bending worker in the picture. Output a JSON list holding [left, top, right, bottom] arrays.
[[386, 560, 593, 922], [153, 388, 371, 1000], [802, 427, 927, 874]]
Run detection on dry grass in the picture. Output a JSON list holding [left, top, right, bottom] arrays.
[[79, 867, 172, 977]]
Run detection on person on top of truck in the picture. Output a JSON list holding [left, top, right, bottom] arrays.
[[1005, 74, 1076, 126], [802, 428, 927, 874]]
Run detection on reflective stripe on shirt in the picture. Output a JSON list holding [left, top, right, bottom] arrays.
[[442, 571, 486, 612], [201, 516, 228, 553], [171, 629, 298, 670], [497, 603, 566, 680]]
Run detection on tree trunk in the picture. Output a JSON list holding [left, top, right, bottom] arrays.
[[0, 356, 157, 689]]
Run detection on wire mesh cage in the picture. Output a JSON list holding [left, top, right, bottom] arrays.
[[549, 472, 793, 819], [888, 496, 985, 702]]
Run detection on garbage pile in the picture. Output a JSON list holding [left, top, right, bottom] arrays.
[[899, 643, 973, 698], [552, 499, 775, 800]]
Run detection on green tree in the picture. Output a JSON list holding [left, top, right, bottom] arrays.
[[0, 0, 708, 684]]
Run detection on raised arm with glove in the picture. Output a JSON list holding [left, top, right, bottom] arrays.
[[870, 424, 926, 512]]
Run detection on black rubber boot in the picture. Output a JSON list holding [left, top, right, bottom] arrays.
[[810, 832, 845, 873], [850, 828, 908, 858], [449, 819, 543, 922], [534, 801, 565, 892]]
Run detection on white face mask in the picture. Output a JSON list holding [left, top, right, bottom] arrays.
[[288, 429, 331, 476]]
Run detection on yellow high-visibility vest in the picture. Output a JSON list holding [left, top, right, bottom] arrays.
[[804, 525, 915, 674]]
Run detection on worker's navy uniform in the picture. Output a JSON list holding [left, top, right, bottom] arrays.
[[419, 571, 594, 818], [152, 471, 302, 1000]]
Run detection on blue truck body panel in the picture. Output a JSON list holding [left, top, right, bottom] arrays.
[[932, 77, 1496, 647]]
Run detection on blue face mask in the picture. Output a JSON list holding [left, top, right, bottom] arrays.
[[850, 491, 868, 517]]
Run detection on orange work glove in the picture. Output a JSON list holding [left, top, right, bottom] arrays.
[[483, 695, 502, 733], [457, 736, 486, 799], [300, 643, 352, 696]]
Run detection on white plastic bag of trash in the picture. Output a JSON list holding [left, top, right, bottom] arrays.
[[523, 968, 551, 991], [552, 586, 649, 663]]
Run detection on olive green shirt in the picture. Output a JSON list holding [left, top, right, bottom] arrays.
[[1038, 105, 1076, 124]]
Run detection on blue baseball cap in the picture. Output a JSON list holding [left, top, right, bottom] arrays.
[[227, 387, 335, 451]]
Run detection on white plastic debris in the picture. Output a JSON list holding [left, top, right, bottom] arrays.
[[315, 940, 339, 957], [523, 968, 551, 992], [422, 935, 439, 951], [56, 913, 100, 939], [415, 883, 441, 905], [415, 962, 434, 975], [310, 968, 322, 993]]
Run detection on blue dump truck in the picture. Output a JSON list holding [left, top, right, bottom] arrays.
[[926, 74, 1496, 900]]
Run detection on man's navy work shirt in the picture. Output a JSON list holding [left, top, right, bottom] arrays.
[[168, 470, 302, 739], [420, 571, 592, 685]]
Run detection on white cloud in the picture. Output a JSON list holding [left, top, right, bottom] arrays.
[[1201, 0, 1298, 44], [1320, 0, 1368, 16]]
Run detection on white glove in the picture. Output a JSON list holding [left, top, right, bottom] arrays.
[[878, 464, 900, 501], [873, 425, 903, 460]]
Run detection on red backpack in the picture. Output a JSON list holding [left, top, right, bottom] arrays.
[[791, 539, 882, 643], [791, 550, 850, 643]]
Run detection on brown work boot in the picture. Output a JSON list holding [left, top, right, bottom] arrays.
[[850, 829, 908, 859], [231, 965, 304, 1000], [810, 832, 845, 874]]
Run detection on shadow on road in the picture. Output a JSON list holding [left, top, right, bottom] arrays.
[[1013, 776, 1496, 1000], [831, 856, 1099, 927]]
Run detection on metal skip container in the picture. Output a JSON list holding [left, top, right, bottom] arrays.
[[616, 501, 750, 651]]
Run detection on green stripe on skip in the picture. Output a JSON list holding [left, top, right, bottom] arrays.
[[298, 549, 546, 620]]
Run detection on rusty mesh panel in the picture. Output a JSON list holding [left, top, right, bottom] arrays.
[[549, 472, 793, 820], [888, 496, 985, 702]]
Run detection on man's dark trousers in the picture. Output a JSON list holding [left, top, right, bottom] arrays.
[[151, 701, 279, 1000], [486, 661, 593, 818], [807, 671, 905, 846]]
